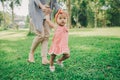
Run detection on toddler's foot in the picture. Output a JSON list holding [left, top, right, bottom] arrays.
[[56, 59, 64, 67], [49, 66, 55, 72], [42, 58, 49, 65]]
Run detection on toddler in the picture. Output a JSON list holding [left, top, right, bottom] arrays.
[[45, 9, 70, 72]]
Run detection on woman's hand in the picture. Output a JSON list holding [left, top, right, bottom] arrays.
[[41, 5, 51, 15], [45, 14, 55, 28]]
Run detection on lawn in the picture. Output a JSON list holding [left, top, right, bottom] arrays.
[[0, 27, 120, 80]]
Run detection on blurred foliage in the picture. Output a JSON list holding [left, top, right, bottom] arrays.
[[71, 0, 120, 27], [0, 0, 120, 30], [0, 11, 11, 30]]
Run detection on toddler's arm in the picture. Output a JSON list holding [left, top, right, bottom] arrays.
[[45, 15, 56, 28]]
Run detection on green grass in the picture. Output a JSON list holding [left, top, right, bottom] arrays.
[[0, 28, 120, 80]]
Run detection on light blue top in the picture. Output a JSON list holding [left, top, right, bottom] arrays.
[[29, 0, 61, 32]]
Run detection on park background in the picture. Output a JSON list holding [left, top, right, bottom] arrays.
[[0, 0, 120, 80]]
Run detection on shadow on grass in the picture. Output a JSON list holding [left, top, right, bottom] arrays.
[[0, 36, 120, 80]]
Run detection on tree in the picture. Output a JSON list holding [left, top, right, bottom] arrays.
[[0, 0, 7, 29], [106, 0, 120, 26], [0, 11, 3, 26], [71, 0, 88, 28], [67, 0, 71, 28], [86, 0, 110, 27], [71, 0, 80, 28], [26, 15, 34, 35], [9, 0, 21, 25]]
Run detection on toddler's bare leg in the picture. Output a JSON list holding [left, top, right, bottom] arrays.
[[58, 53, 70, 62], [50, 54, 56, 66], [49, 54, 56, 72]]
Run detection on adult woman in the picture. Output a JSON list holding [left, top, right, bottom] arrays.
[[28, 0, 61, 64]]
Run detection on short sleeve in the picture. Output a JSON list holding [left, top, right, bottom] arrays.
[[34, 0, 42, 8]]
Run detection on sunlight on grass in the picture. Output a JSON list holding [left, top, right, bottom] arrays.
[[0, 28, 120, 80], [76, 45, 101, 51], [0, 31, 27, 41], [1, 47, 16, 53], [69, 27, 120, 37]]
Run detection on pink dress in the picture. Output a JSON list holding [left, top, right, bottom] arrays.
[[49, 26, 70, 55]]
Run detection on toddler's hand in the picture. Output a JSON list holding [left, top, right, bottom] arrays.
[[45, 14, 50, 21], [43, 5, 52, 15]]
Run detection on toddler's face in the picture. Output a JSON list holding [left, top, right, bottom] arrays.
[[56, 14, 67, 26]]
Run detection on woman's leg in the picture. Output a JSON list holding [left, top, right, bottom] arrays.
[[41, 21, 50, 64], [41, 38, 49, 64], [28, 33, 44, 62], [28, 20, 44, 62]]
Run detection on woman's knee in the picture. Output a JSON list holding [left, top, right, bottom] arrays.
[[44, 36, 49, 41], [35, 35, 44, 42]]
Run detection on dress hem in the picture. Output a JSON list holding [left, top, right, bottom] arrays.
[[48, 51, 70, 55]]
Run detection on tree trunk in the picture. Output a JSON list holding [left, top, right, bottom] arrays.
[[103, 11, 106, 27], [12, 9, 14, 24], [67, 0, 71, 28], [11, 1, 16, 30], [28, 19, 34, 35], [94, 12, 97, 28], [11, 1, 14, 25], [2, 1, 6, 29]]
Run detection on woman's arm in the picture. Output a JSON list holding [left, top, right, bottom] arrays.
[[34, 0, 44, 9], [34, 0, 51, 14]]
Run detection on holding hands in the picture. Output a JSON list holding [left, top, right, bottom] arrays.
[[45, 14, 50, 21], [41, 5, 52, 15], [45, 14, 55, 28]]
